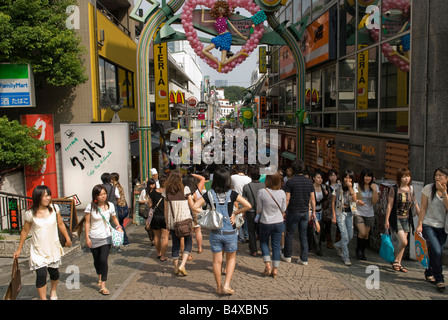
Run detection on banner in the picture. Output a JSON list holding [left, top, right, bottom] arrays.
[[155, 42, 169, 120], [259, 46, 267, 74], [21, 114, 58, 198], [357, 46, 368, 117]]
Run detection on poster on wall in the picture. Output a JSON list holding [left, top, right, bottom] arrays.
[[60, 123, 131, 210], [21, 114, 58, 198], [316, 138, 333, 169]]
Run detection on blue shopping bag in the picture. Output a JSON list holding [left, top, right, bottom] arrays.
[[379, 231, 395, 263]]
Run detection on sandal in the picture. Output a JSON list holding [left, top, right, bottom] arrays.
[[398, 265, 408, 273], [261, 268, 272, 276], [436, 282, 445, 292], [99, 288, 110, 295], [392, 261, 400, 271], [425, 275, 436, 283]]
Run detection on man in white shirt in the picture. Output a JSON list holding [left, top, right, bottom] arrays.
[[231, 165, 252, 243], [150, 168, 160, 189]]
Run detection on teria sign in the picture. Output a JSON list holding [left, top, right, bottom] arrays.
[[0, 64, 35, 108]]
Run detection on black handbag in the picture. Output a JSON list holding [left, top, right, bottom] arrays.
[[4, 257, 21, 300], [139, 202, 149, 219]]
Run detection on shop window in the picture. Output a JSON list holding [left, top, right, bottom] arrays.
[[380, 41, 409, 109], [286, 82, 293, 113], [311, 70, 322, 112], [357, 46, 378, 114], [285, 2, 293, 25], [380, 111, 408, 135], [99, 57, 135, 108], [324, 113, 336, 129], [357, 0, 380, 47], [338, 112, 354, 131], [323, 64, 337, 110], [305, 73, 312, 112], [311, 114, 322, 128], [339, 0, 355, 57], [357, 111, 377, 133], [338, 56, 356, 111], [381, 0, 411, 41], [286, 114, 295, 126]]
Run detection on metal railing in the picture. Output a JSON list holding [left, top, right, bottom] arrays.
[[0, 192, 32, 233]]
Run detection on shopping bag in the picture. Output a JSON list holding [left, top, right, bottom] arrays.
[[4, 257, 21, 300], [379, 231, 395, 263], [414, 232, 429, 269]]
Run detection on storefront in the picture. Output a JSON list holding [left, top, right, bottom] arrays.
[[264, 0, 411, 180]]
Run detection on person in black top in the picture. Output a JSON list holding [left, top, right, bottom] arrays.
[[148, 175, 168, 261], [282, 159, 316, 265]]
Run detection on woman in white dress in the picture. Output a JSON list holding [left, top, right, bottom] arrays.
[[14, 185, 72, 300]]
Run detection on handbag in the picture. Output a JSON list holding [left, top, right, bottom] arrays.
[[197, 191, 223, 230], [98, 208, 124, 247], [320, 185, 333, 222], [4, 257, 21, 300], [168, 198, 192, 238], [379, 230, 395, 263], [139, 202, 149, 219], [147, 197, 163, 226]]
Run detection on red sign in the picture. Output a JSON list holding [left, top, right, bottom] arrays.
[[21, 114, 58, 198], [260, 96, 267, 119], [187, 96, 198, 107]]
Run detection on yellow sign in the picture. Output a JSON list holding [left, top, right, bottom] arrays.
[[155, 42, 169, 121], [357, 46, 368, 118], [259, 46, 267, 74]]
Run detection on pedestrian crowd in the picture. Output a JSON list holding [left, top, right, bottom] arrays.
[[12, 163, 448, 299]]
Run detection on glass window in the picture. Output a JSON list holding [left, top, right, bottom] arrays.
[[338, 56, 356, 111], [357, 111, 377, 133], [339, 0, 355, 57], [302, 0, 311, 18], [324, 113, 336, 129], [285, 3, 293, 24], [380, 111, 408, 135], [305, 72, 312, 112], [380, 42, 409, 109], [118, 68, 134, 108], [311, 114, 322, 128], [323, 64, 337, 110], [357, 46, 378, 114], [311, 70, 322, 112], [286, 81, 293, 113], [286, 114, 295, 126], [279, 83, 286, 114], [381, 0, 411, 41], [338, 113, 354, 130], [357, 0, 380, 46], [293, 0, 302, 23]]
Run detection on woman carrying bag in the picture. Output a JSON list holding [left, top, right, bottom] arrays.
[[13, 185, 72, 300], [192, 167, 251, 295], [256, 173, 286, 278]]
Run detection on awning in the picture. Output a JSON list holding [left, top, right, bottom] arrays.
[[281, 151, 296, 161]]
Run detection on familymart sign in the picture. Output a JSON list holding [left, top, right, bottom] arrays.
[[0, 64, 35, 107]]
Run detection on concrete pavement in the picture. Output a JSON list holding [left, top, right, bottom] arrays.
[[1, 221, 447, 303]]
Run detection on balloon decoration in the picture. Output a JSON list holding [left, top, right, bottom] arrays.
[[369, 0, 411, 73], [181, 0, 266, 74]]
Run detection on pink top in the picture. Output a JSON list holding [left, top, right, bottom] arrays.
[[215, 17, 228, 34]]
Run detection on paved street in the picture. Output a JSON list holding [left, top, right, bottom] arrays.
[[1, 220, 447, 306]]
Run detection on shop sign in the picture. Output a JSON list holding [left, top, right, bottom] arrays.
[[260, 96, 267, 119], [259, 46, 267, 74], [357, 46, 368, 117], [335, 134, 385, 170], [0, 64, 35, 108], [155, 43, 169, 120]]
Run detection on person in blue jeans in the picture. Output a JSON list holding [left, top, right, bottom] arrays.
[[192, 167, 251, 296], [416, 167, 448, 292], [257, 173, 286, 278], [282, 159, 316, 265]]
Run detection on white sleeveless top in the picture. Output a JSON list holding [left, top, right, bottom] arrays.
[[24, 205, 64, 270]]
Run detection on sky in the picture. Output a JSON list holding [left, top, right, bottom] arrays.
[[135, 0, 260, 88]]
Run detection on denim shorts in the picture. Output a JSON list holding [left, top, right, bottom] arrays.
[[209, 230, 238, 253], [397, 218, 410, 233], [354, 215, 375, 227]]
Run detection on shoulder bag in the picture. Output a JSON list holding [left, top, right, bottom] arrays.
[[168, 195, 192, 238], [147, 197, 163, 226], [4, 257, 21, 300], [196, 191, 223, 230], [265, 188, 285, 215], [98, 208, 124, 247]]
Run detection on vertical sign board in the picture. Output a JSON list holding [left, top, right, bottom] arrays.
[[0, 64, 35, 107], [357, 46, 368, 117], [8, 198, 20, 231], [52, 198, 77, 231], [21, 114, 58, 198], [259, 46, 267, 74], [60, 123, 131, 210], [155, 43, 169, 120]]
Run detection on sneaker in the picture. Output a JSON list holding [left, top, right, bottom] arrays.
[[281, 254, 291, 263], [343, 258, 352, 266], [297, 259, 308, 266]]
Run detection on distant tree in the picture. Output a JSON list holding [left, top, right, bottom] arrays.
[[0, 0, 88, 87], [0, 116, 50, 172], [222, 86, 245, 104]]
